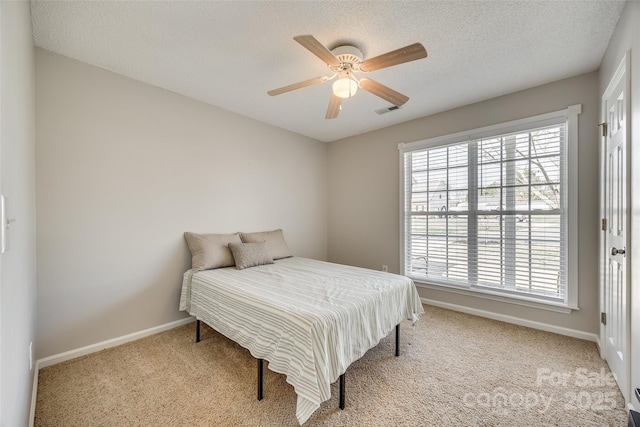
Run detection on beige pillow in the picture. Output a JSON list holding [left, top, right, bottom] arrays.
[[239, 229, 292, 260], [184, 232, 242, 270], [228, 242, 274, 270]]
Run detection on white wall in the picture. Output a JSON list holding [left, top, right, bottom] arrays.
[[328, 72, 600, 335], [599, 0, 640, 410], [0, 1, 37, 426], [35, 49, 328, 358]]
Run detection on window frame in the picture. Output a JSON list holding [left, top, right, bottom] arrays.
[[399, 105, 581, 313]]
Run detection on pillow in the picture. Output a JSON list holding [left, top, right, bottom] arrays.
[[239, 229, 292, 260], [184, 232, 242, 270], [228, 242, 274, 270]]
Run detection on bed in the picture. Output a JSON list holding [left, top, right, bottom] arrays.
[[179, 230, 424, 424]]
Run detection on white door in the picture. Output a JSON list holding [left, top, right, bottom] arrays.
[[601, 54, 630, 402]]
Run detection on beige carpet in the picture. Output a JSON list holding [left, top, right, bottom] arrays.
[[35, 306, 627, 426]]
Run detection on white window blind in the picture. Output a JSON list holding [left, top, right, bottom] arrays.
[[400, 107, 580, 308]]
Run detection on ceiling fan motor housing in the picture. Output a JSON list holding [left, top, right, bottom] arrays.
[[330, 45, 364, 71]]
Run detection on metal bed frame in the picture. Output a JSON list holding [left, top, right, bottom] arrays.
[[195, 320, 400, 410]]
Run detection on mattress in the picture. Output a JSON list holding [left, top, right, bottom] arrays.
[[179, 257, 424, 424]]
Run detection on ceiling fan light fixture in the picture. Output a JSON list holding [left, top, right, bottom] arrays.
[[332, 76, 358, 98], [269, 36, 427, 118]]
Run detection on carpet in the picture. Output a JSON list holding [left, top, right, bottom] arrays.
[[35, 305, 627, 426]]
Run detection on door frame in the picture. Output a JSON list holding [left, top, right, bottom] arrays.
[[599, 51, 632, 403]]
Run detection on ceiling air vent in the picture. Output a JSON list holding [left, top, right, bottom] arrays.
[[375, 105, 401, 115]]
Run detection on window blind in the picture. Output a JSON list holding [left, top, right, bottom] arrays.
[[403, 122, 568, 303]]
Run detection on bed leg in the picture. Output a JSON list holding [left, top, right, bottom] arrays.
[[257, 359, 264, 401], [395, 324, 400, 357], [339, 373, 345, 410], [195, 320, 201, 343]]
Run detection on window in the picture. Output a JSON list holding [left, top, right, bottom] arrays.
[[400, 106, 580, 311]]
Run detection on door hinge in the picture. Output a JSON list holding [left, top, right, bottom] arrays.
[[601, 312, 607, 325], [601, 218, 607, 231], [598, 122, 608, 137]]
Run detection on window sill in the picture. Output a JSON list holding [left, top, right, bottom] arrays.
[[412, 279, 579, 314]]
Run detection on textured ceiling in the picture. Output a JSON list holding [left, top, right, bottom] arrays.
[[30, 0, 625, 143]]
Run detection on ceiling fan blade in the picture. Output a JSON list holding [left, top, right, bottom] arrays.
[[325, 94, 341, 119], [294, 35, 341, 67], [359, 43, 427, 72], [267, 76, 329, 96], [359, 79, 409, 106]]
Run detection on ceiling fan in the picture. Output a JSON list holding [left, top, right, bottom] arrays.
[[267, 35, 428, 119]]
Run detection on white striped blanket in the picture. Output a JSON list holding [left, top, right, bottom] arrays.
[[179, 257, 424, 424]]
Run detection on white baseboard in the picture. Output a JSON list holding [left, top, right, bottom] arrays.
[[28, 359, 40, 427], [594, 336, 604, 357], [422, 298, 599, 343], [28, 316, 195, 426], [36, 317, 195, 369]]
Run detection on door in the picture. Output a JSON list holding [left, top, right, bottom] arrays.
[[601, 54, 630, 402]]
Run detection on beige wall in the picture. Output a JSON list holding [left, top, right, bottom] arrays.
[[35, 49, 328, 358], [0, 2, 38, 425], [328, 72, 600, 335], [599, 0, 640, 410]]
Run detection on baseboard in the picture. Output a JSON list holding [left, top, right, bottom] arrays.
[[594, 336, 604, 357], [37, 316, 195, 369], [28, 359, 40, 427], [28, 316, 195, 426], [422, 298, 599, 343]]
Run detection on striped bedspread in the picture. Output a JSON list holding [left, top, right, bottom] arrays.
[[179, 257, 424, 424]]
